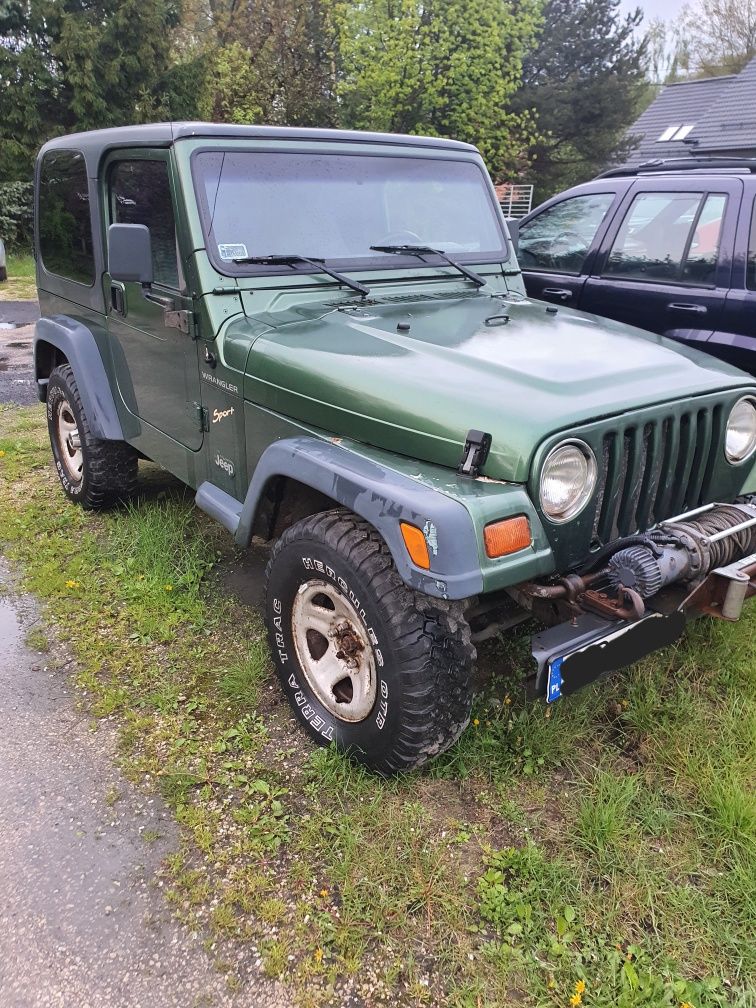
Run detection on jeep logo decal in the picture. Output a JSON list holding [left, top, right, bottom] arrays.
[[214, 453, 235, 477]]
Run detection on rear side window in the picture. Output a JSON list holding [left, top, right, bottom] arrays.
[[38, 150, 95, 286], [604, 191, 727, 285], [109, 160, 180, 289], [748, 198, 756, 291], [518, 193, 614, 273]]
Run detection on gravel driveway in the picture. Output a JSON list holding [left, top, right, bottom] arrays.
[[0, 561, 292, 1007]]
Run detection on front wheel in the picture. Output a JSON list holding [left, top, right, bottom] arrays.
[[265, 509, 475, 774]]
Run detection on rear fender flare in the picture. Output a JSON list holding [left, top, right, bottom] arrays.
[[34, 316, 125, 441]]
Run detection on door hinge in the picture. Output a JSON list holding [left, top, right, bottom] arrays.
[[195, 403, 210, 432], [165, 309, 199, 338]]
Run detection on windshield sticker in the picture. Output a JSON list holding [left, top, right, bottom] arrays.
[[218, 243, 248, 261]]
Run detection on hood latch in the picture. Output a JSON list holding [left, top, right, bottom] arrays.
[[458, 429, 492, 479]]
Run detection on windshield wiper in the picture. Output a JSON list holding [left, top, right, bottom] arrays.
[[370, 244, 486, 288], [232, 254, 370, 298]]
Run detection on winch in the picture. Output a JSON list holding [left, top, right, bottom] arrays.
[[606, 495, 756, 598]]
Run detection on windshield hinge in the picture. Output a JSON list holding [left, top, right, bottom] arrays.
[[457, 429, 492, 479], [195, 403, 210, 432], [165, 309, 199, 338]]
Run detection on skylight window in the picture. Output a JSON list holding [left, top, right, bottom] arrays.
[[657, 124, 695, 141]]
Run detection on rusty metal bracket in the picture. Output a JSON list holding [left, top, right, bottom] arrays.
[[680, 552, 756, 621]]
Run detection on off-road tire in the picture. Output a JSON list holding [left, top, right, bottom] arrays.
[[0, 266, 7, 282], [265, 508, 476, 774], [46, 364, 138, 509]]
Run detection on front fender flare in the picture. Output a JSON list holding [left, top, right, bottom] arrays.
[[235, 438, 484, 600], [34, 316, 125, 441]]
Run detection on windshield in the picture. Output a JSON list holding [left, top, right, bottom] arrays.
[[192, 150, 508, 272]]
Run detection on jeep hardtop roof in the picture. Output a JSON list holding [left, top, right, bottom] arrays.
[[38, 122, 478, 159]]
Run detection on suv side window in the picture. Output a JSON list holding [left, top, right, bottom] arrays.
[[604, 191, 727, 285], [747, 197, 756, 291], [518, 193, 614, 273], [38, 150, 95, 286], [109, 160, 180, 289]]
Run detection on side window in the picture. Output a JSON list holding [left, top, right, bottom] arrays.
[[683, 194, 727, 284], [747, 198, 756, 291], [603, 190, 725, 285], [38, 150, 95, 286], [518, 193, 615, 273], [109, 160, 180, 289]]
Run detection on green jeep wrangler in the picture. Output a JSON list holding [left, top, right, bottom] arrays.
[[34, 123, 756, 773]]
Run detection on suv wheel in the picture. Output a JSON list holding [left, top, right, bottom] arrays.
[[265, 509, 475, 774], [46, 364, 138, 508]]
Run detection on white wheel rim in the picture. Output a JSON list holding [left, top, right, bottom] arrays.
[[55, 401, 83, 483], [291, 579, 377, 722]]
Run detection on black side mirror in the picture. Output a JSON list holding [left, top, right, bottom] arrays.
[[108, 223, 153, 285], [505, 219, 519, 255]]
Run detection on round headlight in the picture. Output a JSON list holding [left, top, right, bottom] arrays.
[[540, 440, 597, 523], [725, 396, 756, 464]]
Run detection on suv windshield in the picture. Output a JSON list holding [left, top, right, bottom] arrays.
[[192, 150, 508, 272]]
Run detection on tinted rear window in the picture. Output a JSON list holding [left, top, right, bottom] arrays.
[[38, 150, 95, 286]]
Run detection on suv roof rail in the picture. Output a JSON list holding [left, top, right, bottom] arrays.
[[597, 157, 756, 179]]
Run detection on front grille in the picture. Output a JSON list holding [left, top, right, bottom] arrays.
[[592, 403, 725, 543]]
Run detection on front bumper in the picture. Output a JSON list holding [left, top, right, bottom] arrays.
[[529, 498, 756, 700]]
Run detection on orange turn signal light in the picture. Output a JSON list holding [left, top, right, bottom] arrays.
[[484, 515, 532, 558], [400, 522, 431, 570]]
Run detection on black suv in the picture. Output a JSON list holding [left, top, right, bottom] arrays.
[[517, 158, 756, 377]]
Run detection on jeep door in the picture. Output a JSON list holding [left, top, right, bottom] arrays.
[[104, 152, 203, 450], [518, 190, 621, 306], [579, 177, 741, 351]]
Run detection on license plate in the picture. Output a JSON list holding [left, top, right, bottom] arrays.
[[546, 610, 687, 702]]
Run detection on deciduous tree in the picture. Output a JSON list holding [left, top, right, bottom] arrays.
[[335, 0, 541, 178]]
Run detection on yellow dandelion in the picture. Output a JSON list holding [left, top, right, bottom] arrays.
[[65, 579, 80, 589], [319, 888, 329, 899], [163, 584, 173, 592], [569, 996, 582, 1007], [575, 980, 586, 995], [680, 1002, 694, 1008], [472, 718, 480, 726], [313, 947, 323, 963], [503, 695, 512, 705], [0, 450, 5, 458]]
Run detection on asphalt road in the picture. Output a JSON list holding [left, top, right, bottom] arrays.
[[0, 562, 291, 1007], [0, 300, 40, 327], [0, 321, 37, 406]]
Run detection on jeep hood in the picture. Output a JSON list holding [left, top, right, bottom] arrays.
[[239, 294, 751, 482]]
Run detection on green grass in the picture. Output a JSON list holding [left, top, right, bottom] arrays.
[[0, 402, 754, 1007], [1, 251, 37, 300]]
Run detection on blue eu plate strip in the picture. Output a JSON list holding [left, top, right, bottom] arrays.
[[546, 657, 563, 703]]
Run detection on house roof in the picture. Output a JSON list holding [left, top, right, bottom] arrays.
[[693, 56, 756, 152], [623, 73, 736, 167], [622, 56, 756, 167]]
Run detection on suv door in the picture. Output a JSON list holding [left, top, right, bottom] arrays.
[[518, 190, 621, 305], [579, 177, 742, 351], [104, 152, 203, 450], [715, 190, 756, 376]]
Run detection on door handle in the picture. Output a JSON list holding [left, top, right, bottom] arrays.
[[542, 288, 572, 302], [110, 282, 126, 316], [668, 302, 707, 314]]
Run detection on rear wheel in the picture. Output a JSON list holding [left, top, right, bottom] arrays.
[[46, 364, 137, 509], [265, 509, 475, 774]]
